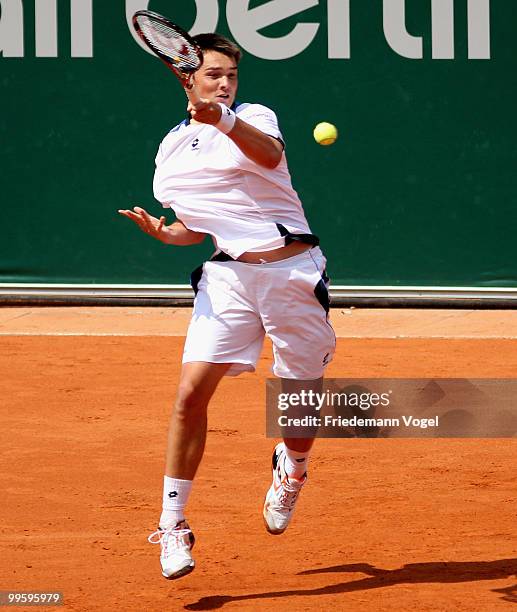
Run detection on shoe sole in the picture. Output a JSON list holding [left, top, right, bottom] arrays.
[[162, 562, 195, 580], [263, 497, 287, 535], [263, 513, 286, 535]]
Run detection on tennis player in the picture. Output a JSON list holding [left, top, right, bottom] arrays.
[[119, 33, 335, 580]]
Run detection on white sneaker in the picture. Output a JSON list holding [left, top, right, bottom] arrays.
[[148, 520, 195, 579], [263, 443, 307, 535]]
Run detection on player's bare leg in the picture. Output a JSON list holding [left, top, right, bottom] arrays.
[[150, 361, 232, 579], [264, 378, 323, 535], [166, 361, 233, 480]]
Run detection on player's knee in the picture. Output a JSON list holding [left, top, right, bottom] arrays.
[[174, 382, 207, 421]]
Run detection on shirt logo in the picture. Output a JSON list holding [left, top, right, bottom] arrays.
[[191, 138, 200, 150]]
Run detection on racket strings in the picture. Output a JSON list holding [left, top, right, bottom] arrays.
[[137, 17, 200, 71]]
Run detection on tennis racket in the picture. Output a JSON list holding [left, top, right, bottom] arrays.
[[132, 10, 203, 105]]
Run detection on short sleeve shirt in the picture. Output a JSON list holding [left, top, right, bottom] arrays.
[[153, 102, 312, 258]]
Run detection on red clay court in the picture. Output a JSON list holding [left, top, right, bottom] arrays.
[[1, 307, 516, 611]]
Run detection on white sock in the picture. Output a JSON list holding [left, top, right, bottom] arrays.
[[159, 476, 193, 529], [283, 445, 310, 479]]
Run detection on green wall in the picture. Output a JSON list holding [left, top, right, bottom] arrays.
[[1, 1, 515, 286]]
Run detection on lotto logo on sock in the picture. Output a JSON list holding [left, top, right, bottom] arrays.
[[168, 491, 178, 499]]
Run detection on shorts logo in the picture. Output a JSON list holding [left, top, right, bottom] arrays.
[[323, 352, 330, 365], [191, 138, 200, 150]]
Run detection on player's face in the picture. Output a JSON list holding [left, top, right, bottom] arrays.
[[193, 51, 238, 107]]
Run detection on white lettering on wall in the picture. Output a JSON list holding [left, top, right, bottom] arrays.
[[71, 0, 93, 57], [431, 0, 454, 59], [226, 0, 319, 60], [468, 0, 491, 59], [35, 0, 58, 57], [189, 0, 219, 35], [383, 0, 423, 59], [0, 0, 492, 60], [1, 0, 93, 57], [0, 0, 24, 57], [383, 0, 491, 60], [327, 0, 350, 59]]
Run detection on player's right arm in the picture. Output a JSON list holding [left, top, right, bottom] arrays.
[[118, 207, 206, 246], [188, 101, 283, 169]]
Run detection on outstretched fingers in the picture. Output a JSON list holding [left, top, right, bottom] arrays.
[[118, 207, 163, 237], [136, 207, 156, 234]]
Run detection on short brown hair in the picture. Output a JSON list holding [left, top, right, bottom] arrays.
[[192, 33, 242, 65]]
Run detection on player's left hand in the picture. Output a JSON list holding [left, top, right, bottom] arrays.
[[187, 99, 222, 126], [118, 206, 170, 242]]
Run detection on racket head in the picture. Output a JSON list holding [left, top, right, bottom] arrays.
[[132, 10, 203, 86]]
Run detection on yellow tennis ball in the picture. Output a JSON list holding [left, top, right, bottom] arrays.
[[313, 122, 338, 146]]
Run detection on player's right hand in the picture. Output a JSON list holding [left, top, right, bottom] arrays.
[[187, 99, 222, 125], [118, 206, 171, 243]]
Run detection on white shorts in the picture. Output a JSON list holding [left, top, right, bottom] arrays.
[[182, 247, 336, 379]]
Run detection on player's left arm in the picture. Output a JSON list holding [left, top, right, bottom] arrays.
[[118, 207, 206, 245], [188, 100, 283, 169]]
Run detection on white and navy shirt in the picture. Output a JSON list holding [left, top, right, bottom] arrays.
[[153, 102, 313, 259]]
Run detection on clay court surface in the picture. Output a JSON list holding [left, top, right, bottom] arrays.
[[1, 307, 516, 611]]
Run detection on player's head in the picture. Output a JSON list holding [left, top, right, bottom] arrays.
[[193, 33, 242, 65], [191, 33, 241, 107]]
